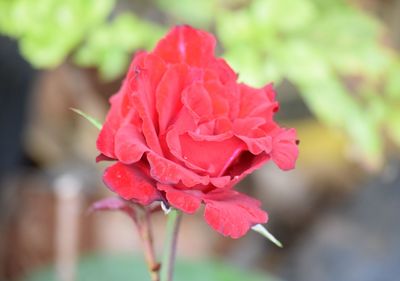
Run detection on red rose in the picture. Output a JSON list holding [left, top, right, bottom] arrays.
[[96, 26, 298, 238]]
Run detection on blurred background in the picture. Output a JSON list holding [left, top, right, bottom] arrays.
[[0, 0, 400, 280]]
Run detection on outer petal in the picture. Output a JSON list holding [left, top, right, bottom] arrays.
[[203, 189, 268, 239], [128, 53, 166, 155], [153, 25, 216, 67], [238, 84, 278, 120], [96, 92, 126, 158], [114, 124, 149, 164], [157, 184, 202, 214], [103, 162, 160, 205], [271, 128, 299, 170], [127, 53, 167, 125]]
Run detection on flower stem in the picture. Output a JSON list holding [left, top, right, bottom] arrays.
[[139, 209, 160, 281], [160, 209, 182, 281]]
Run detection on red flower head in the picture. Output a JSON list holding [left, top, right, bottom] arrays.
[[96, 26, 298, 238]]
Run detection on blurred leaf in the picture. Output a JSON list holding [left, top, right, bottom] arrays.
[[0, 0, 115, 67], [74, 13, 164, 80]]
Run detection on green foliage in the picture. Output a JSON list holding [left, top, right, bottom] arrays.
[[22, 254, 276, 281], [0, 0, 115, 67]]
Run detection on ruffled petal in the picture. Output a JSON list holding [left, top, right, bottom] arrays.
[[114, 124, 149, 164], [179, 133, 245, 177], [103, 162, 160, 205], [165, 127, 209, 174], [147, 152, 210, 187], [125, 52, 167, 155], [233, 118, 272, 155], [203, 189, 268, 238], [181, 82, 213, 121], [153, 25, 216, 67], [271, 128, 299, 170], [238, 84, 278, 119], [131, 83, 163, 155]]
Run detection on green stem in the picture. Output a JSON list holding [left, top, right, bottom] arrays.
[[160, 209, 182, 281]]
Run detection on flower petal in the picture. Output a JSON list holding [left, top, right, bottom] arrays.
[[157, 184, 202, 214], [210, 58, 238, 85], [225, 152, 271, 186], [233, 118, 272, 155], [153, 25, 216, 67], [114, 124, 149, 164], [128, 53, 166, 155], [181, 82, 213, 121], [271, 128, 299, 170], [147, 152, 210, 187], [238, 83, 278, 119], [156, 64, 188, 133], [131, 85, 163, 155], [179, 133, 245, 177], [103, 162, 160, 205], [203, 189, 268, 238], [203, 80, 230, 117], [96, 92, 126, 158]]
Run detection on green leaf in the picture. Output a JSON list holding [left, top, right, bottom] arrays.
[[70, 108, 102, 130]]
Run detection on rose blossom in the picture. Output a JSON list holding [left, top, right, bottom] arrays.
[[96, 26, 298, 238]]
